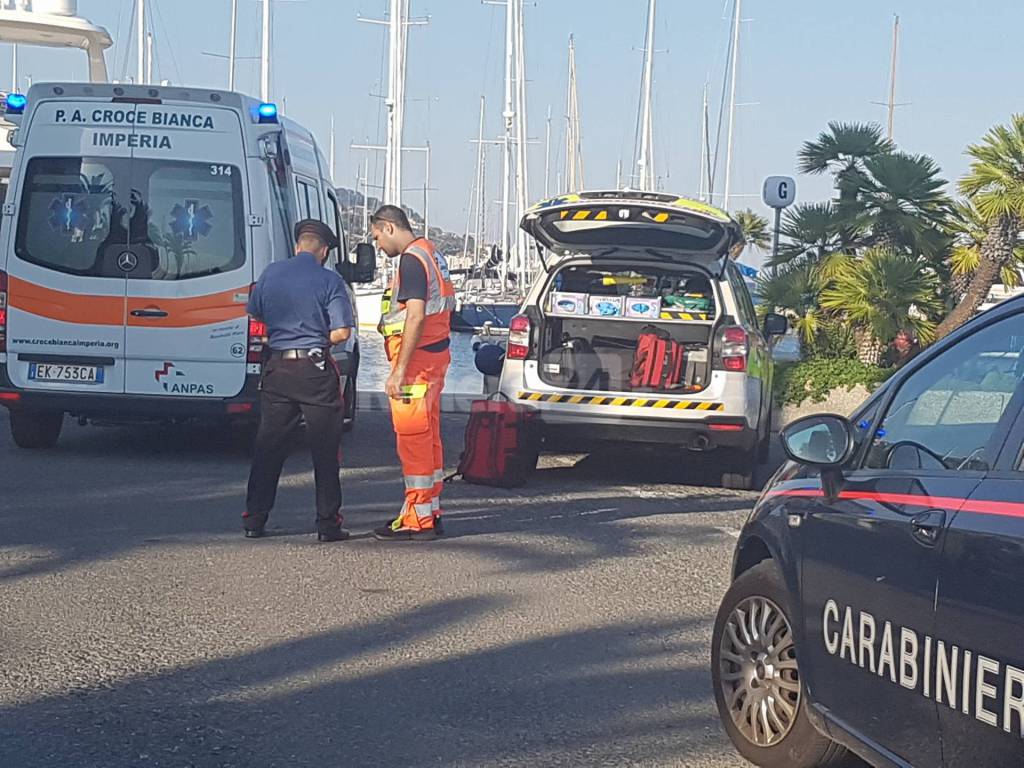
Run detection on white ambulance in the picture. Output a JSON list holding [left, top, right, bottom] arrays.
[[0, 82, 375, 448]]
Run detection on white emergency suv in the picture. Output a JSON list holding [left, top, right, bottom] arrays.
[[0, 82, 374, 448]]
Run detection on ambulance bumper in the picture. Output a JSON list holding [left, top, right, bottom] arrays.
[[0, 367, 262, 423]]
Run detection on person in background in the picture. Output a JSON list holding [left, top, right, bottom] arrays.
[[370, 205, 455, 541]]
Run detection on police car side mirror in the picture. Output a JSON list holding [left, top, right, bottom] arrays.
[[781, 414, 855, 468], [781, 414, 855, 503], [353, 242, 377, 284]]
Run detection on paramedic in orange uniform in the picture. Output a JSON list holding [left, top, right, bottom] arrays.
[[370, 205, 455, 541]]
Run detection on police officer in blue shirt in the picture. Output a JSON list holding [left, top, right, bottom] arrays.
[[243, 219, 354, 542]]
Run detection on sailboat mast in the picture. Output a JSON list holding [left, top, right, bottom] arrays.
[[723, 0, 741, 211], [499, 0, 515, 291], [228, 0, 237, 90], [513, 0, 530, 286], [637, 0, 656, 191], [475, 96, 487, 265], [424, 141, 431, 235], [544, 104, 551, 198], [136, 0, 145, 84], [329, 114, 336, 181], [260, 0, 270, 101], [361, 157, 370, 238], [698, 83, 709, 201], [146, 31, 153, 84], [565, 34, 584, 192], [887, 14, 900, 141]]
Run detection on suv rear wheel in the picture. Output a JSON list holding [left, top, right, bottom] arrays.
[[712, 561, 859, 768], [10, 409, 64, 449], [342, 375, 357, 433], [720, 448, 756, 490]]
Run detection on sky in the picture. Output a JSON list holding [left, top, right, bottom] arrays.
[[12, 0, 1024, 263]]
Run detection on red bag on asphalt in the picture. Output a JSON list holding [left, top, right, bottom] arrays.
[[630, 326, 685, 390], [448, 394, 542, 487]]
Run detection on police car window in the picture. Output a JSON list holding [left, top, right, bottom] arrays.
[[15, 157, 126, 277], [865, 314, 1024, 472], [133, 160, 245, 280]]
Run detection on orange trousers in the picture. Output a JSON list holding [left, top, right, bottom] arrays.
[[387, 346, 450, 531]]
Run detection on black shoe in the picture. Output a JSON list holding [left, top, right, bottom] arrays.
[[317, 528, 351, 542], [244, 527, 265, 539], [433, 517, 445, 536], [373, 524, 437, 542]]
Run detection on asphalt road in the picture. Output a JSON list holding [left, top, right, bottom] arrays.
[[0, 405, 778, 768]]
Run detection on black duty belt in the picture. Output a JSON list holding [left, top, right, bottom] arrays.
[[268, 348, 326, 360]]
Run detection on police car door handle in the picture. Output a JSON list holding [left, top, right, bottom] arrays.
[[911, 510, 946, 545], [130, 308, 169, 318]]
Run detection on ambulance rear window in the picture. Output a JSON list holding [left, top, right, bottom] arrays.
[[15, 156, 245, 280]]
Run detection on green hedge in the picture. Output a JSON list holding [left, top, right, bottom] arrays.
[[774, 358, 893, 407]]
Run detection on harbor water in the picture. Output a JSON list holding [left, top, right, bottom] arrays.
[[357, 332, 488, 395]]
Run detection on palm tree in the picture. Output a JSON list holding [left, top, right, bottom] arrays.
[[946, 200, 1024, 301], [773, 202, 844, 268], [734, 208, 771, 253], [820, 248, 941, 363], [935, 115, 1024, 340], [756, 264, 821, 349], [798, 122, 892, 203], [841, 152, 951, 256]]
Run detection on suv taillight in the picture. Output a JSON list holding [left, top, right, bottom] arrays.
[[717, 325, 748, 372], [507, 314, 532, 360], [248, 316, 268, 364], [0, 270, 7, 353]]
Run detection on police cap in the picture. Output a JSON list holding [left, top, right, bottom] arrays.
[[294, 219, 339, 251]]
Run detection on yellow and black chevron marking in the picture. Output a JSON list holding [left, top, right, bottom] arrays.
[[516, 391, 724, 411], [659, 310, 710, 321], [558, 208, 672, 223]]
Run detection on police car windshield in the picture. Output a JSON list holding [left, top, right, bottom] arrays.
[[15, 156, 245, 280]]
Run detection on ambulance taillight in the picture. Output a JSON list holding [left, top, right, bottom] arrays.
[[248, 317, 268, 364]]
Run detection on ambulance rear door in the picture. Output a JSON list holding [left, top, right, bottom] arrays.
[[4, 99, 139, 395], [121, 102, 252, 399]]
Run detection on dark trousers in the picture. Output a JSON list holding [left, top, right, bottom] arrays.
[[245, 356, 343, 534]]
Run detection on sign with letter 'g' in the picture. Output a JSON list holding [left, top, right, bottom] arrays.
[[762, 176, 796, 209]]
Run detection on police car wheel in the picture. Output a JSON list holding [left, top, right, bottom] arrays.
[[10, 409, 64, 450], [712, 561, 855, 768]]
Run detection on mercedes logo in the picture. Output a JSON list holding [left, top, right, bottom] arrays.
[[117, 251, 138, 272]]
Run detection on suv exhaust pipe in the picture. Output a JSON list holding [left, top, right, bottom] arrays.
[[690, 434, 711, 452]]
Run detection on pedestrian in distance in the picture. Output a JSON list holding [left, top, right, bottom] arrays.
[[370, 205, 456, 541], [243, 219, 354, 542]]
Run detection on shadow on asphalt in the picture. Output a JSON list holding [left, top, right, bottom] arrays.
[[0, 598, 725, 768], [0, 409, 775, 582]]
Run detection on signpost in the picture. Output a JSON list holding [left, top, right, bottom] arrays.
[[762, 175, 796, 277]]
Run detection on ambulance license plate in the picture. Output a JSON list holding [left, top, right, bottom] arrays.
[[28, 363, 104, 384]]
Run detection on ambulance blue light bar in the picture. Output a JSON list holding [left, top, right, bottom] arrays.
[[256, 102, 278, 123], [5, 93, 26, 114]]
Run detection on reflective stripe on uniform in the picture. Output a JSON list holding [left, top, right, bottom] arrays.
[[405, 474, 435, 490]]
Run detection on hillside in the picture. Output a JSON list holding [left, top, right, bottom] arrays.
[[336, 187, 472, 261]]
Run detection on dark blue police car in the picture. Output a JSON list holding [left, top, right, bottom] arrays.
[[712, 295, 1024, 768]]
